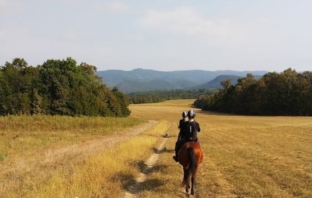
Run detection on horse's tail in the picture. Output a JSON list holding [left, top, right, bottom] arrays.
[[187, 147, 197, 177]]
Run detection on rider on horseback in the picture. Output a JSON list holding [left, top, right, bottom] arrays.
[[173, 111, 188, 161], [178, 111, 188, 141], [173, 109, 201, 162]]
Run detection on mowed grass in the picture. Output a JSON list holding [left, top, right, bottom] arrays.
[[0, 115, 146, 159], [195, 115, 312, 198], [1, 99, 311, 197], [18, 120, 171, 198], [130, 100, 312, 198], [0, 115, 147, 197]]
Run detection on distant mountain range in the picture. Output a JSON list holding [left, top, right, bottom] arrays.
[[96, 68, 267, 93]]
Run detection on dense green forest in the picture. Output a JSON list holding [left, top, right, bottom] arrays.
[[194, 68, 312, 116], [128, 89, 217, 104], [3, 58, 311, 116], [0, 58, 130, 117]]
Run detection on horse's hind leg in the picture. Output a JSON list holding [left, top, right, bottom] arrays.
[[185, 186, 188, 194], [185, 177, 191, 194], [190, 177, 195, 195], [185, 184, 190, 194]]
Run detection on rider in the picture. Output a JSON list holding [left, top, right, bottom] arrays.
[[173, 109, 201, 162], [177, 111, 188, 141], [173, 111, 188, 162]]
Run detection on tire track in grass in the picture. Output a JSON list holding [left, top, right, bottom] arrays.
[[124, 125, 170, 198], [0, 121, 159, 195]]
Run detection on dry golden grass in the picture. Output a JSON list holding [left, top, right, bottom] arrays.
[[129, 100, 312, 198], [0, 115, 146, 159], [0, 115, 147, 197], [1, 99, 311, 198], [20, 120, 170, 198]]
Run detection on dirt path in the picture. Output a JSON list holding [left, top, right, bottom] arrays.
[[0, 120, 158, 194], [124, 136, 168, 198]]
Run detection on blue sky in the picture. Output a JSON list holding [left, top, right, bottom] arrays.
[[1, 0, 311, 72]]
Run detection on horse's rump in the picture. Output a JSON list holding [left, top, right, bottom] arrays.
[[178, 141, 203, 167]]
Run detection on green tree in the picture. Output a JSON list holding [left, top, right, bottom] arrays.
[[194, 69, 312, 116], [0, 57, 132, 117]]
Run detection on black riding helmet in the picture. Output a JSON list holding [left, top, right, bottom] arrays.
[[187, 109, 196, 119], [182, 111, 187, 118]]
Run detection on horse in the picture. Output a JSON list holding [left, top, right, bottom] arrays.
[[177, 141, 203, 195]]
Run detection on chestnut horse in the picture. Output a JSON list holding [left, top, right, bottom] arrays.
[[177, 141, 203, 195]]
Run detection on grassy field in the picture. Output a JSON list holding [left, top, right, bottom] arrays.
[[0, 115, 148, 197], [130, 100, 312, 197], [1, 99, 311, 197], [0, 115, 147, 161]]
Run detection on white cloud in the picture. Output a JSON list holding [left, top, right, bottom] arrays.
[[138, 6, 249, 46], [0, 0, 8, 7], [63, 29, 90, 41], [0, 0, 22, 15], [43, 0, 77, 3], [107, 2, 128, 13], [0, 26, 27, 41], [60, 0, 77, 3], [93, 2, 128, 13], [139, 7, 224, 36], [126, 35, 145, 42], [92, 2, 104, 12]]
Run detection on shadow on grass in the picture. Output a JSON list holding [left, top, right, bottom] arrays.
[[112, 172, 136, 190], [135, 178, 164, 191], [116, 159, 189, 196], [116, 162, 168, 193], [137, 160, 169, 173]]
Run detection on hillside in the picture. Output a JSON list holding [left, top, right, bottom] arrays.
[[195, 75, 241, 89], [96, 68, 267, 93]]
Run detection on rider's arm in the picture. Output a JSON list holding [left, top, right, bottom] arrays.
[[197, 122, 201, 132]]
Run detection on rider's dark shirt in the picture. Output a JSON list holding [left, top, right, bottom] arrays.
[[178, 119, 188, 140], [184, 120, 200, 142]]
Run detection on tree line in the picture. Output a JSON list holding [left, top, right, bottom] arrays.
[[194, 68, 312, 115], [0, 57, 130, 117], [128, 89, 217, 104]]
